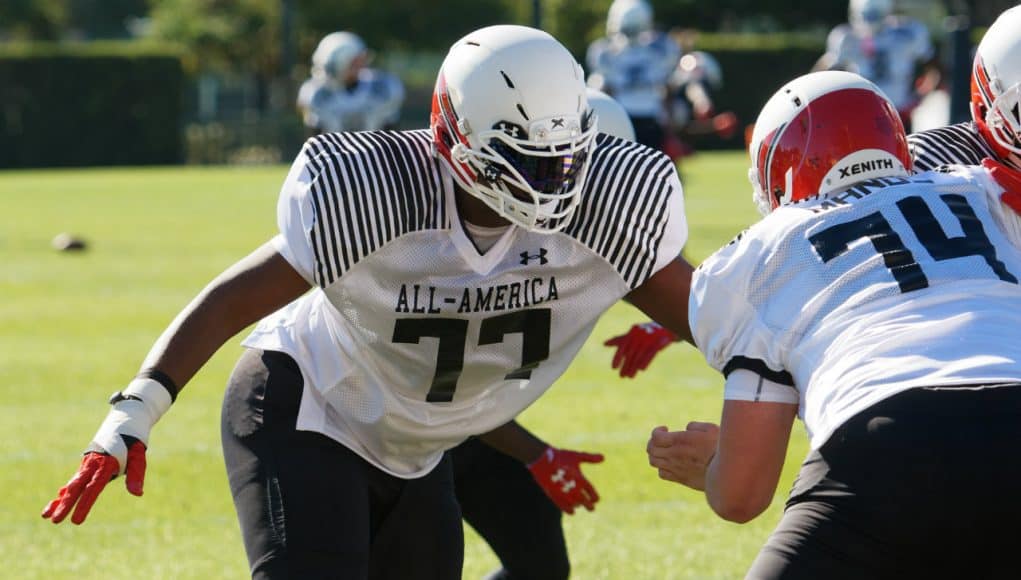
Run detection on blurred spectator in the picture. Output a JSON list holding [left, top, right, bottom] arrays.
[[586, 0, 681, 153], [814, 0, 939, 131], [297, 31, 405, 134]]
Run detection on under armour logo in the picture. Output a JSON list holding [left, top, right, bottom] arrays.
[[520, 248, 549, 265], [482, 163, 502, 183], [551, 118, 565, 129], [495, 121, 524, 138], [550, 468, 576, 493]]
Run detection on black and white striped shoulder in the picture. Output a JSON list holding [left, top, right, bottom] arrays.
[[908, 121, 996, 172], [565, 134, 680, 289], [301, 129, 450, 288]]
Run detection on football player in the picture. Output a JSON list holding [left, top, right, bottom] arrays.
[[42, 26, 694, 579], [586, 0, 682, 152], [648, 70, 1021, 577], [814, 0, 938, 131], [450, 88, 635, 580], [604, 5, 1021, 380], [296, 31, 405, 134]]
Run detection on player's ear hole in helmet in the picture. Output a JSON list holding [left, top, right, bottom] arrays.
[[430, 25, 598, 233], [747, 70, 911, 215]]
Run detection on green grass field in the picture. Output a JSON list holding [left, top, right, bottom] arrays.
[[0, 152, 808, 579]]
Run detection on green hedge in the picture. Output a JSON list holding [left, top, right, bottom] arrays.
[[0, 43, 184, 168]]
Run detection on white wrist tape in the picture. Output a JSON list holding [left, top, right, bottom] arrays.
[[90, 378, 173, 475]]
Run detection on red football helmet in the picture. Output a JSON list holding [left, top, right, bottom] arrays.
[[971, 5, 1021, 170], [747, 70, 911, 214]]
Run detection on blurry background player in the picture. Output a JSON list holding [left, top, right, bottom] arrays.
[[296, 31, 405, 134], [453, 88, 636, 580], [662, 29, 739, 161], [813, 0, 939, 131], [586, 0, 681, 153], [909, 5, 1021, 182]]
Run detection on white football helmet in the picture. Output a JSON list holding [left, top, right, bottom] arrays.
[[748, 71, 910, 214], [431, 25, 596, 233], [312, 31, 367, 84], [849, 0, 893, 35], [607, 0, 653, 39], [586, 88, 635, 141], [971, 5, 1021, 170]]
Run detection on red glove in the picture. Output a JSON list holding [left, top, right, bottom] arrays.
[[713, 112, 738, 139], [604, 322, 679, 378], [41, 442, 147, 525], [43, 377, 170, 525], [527, 446, 604, 514], [983, 157, 1021, 215]]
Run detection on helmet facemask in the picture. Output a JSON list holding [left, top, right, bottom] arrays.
[[985, 79, 1021, 159], [449, 113, 597, 232]]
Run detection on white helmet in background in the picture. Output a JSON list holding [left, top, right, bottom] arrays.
[[849, 0, 893, 35], [312, 31, 367, 84], [586, 88, 635, 141], [430, 25, 597, 232], [607, 0, 653, 39], [971, 5, 1021, 169]]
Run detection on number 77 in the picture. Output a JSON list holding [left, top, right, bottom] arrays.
[[392, 308, 552, 403]]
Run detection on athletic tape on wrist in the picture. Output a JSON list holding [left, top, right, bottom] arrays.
[[135, 368, 179, 403], [120, 378, 173, 421]]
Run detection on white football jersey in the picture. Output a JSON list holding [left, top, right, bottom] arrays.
[[691, 167, 1021, 450], [296, 68, 405, 132], [586, 32, 681, 119], [824, 19, 933, 111], [244, 130, 687, 476]]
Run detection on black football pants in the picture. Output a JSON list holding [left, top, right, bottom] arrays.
[[747, 384, 1021, 580], [451, 437, 570, 580], [221, 348, 463, 580]]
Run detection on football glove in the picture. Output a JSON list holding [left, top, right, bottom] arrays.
[[527, 446, 604, 515], [983, 157, 1021, 216], [603, 322, 679, 378], [42, 378, 172, 525]]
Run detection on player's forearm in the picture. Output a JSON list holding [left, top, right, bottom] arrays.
[[140, 242, 311, 391], [477, 420, 548, 465]]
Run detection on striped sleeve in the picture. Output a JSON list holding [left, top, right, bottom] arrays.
[[275, 130, 448, 289], [909, 122, 997, 172], [565, 135, 688, 289]]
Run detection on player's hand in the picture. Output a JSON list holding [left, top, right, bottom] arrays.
[[604, 322, 679, 378], [42, 443, 147, 525], [528, 446, 605, 515], [983, 157, 1021, 215], [713, 112, 738, 139], [42, 378, 172, 525], [646, 423, 719, 491]]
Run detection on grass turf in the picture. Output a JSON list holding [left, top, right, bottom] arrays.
[[0, 151, 808, 579]]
